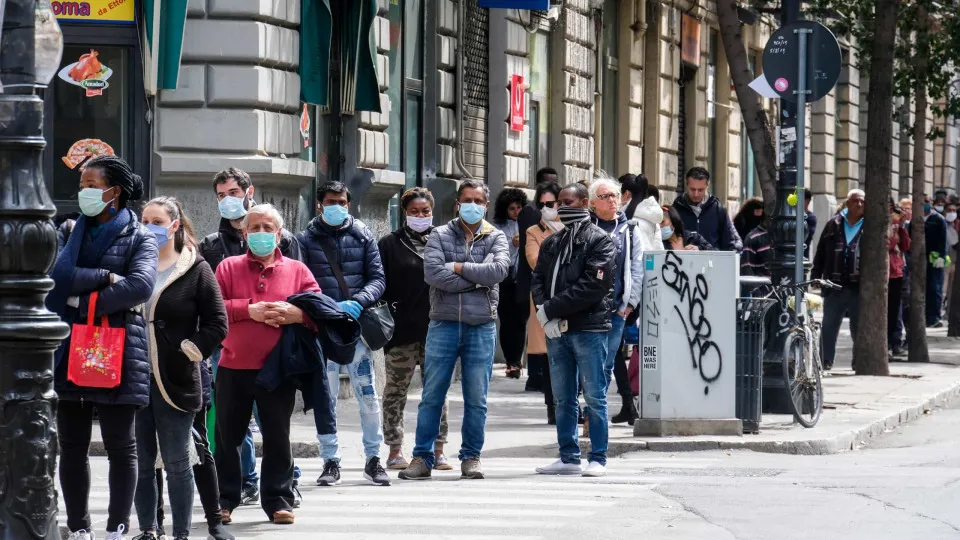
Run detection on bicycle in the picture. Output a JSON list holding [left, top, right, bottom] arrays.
[[752, 278, 841, 428]]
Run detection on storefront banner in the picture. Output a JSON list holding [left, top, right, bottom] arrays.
[[53, 0, 136, 24], [510, 75, 525, 132]]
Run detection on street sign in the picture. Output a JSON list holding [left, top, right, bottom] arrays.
[[762, 21, 841, 103]]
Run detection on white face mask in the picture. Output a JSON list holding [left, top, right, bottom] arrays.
[[540, 206, 559, 222], [947, 211, 958, 223]]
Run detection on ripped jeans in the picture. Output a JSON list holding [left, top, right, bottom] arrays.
[[319, 341, 384, 462]]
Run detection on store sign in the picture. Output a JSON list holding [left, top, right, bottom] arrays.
[[53, 0, 136, 24], [58, 49, 113, 97], [479, 0, 549, 10], [680, 14, 701, 67], [300, 104, 311, 149], [510, 75, 525, 132]]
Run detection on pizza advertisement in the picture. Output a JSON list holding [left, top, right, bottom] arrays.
[[58, 49, 113, 97], [61, 139, 115, 171]]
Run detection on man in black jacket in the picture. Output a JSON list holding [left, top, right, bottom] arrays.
[[916, 196, 950, 327], [198, 167, 303, 506], [531, 183, 615, 478], [671, 167, 742, 251]]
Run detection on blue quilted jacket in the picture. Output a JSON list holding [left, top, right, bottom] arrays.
[[296, 215, 386, 307], [53, 216, 158, 407]]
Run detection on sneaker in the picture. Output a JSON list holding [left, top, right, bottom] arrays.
[[67, 531, 95, 540], [397, 456, 432, 480], [220, 509, 232, 525], [461, 457, 485, 479], [364, 457, 392, 486], [433, 454, 454, 471], [386, 455, 409, 470], [272, 510, 295, 525], [582, 461, 607, 477], [240, 484, 259, 505], [317, 460, 342, 486], [535, 459, 584, 475], [105, 525, 127, 540]]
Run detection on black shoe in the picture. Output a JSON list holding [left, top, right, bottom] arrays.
[[524, 377, 543, 393], [578, 408, 585, 425], [208, 521, 236, 540], [132, 533, 159, 540], [317, 460, 342, 486], [547, 403, 556, 425], [364, 456, 392, 486], [611, 399, 639, 425], [240, 483, 259, 505]]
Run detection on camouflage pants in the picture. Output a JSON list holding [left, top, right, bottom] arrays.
[[382, 342, 449, 446]]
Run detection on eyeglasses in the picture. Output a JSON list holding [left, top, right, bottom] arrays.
[[537, 201, 558, 209], [596, 193, 618, 201]]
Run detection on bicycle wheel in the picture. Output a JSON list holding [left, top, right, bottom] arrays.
[[781, 328, 823, 428]]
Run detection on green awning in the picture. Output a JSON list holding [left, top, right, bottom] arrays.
[[143, 0, 188, 94], [300, 0, 381, 114]]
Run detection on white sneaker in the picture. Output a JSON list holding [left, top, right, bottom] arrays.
[[104, 525, 126, 540], [582, 461, 607, 477], [535, 459, 583, 475], [67, 530, 95, 540]]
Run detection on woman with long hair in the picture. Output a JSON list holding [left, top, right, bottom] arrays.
[[661, 206, 715, 251], [618, 173, 650, 220], [733, 197, 765, 241], [492, 188, 530, 378], [134, 197, 229, 540], [47, 155, 158, 540]]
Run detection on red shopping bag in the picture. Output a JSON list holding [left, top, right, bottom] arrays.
[[627, 346, 640, 396], [68, 291, 124, 388]]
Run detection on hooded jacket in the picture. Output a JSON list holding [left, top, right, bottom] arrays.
[[672, 194, 742, 251], [633, 197, 664, 253], [296, 215, 386, 307], [424, 219, 511, 325], [146, 247, 227, 413]]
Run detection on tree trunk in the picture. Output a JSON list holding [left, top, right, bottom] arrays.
[[908, 5, 931, 364], [949, 257, 960, 336], [715, 0, 778, 215], [854, 0, 898, 376]]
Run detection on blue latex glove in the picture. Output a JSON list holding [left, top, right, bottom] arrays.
[[338, 300, 363, 320]]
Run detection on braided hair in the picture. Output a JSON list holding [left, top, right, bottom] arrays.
[[144, 196, 198, 252], [84, 155, 144, 206]]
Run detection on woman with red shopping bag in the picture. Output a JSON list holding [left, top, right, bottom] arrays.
[[47, 155, 158, 540]]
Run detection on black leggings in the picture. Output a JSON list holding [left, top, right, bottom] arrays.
[[157, 408, 222, 527], [498, 279, 528, 369], [59, 401, 137, 534]]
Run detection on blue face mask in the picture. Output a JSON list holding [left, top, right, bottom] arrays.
[[661, 226, 674, 240], [924, 204, 932, 213], [247, 232, 278, 257], [322, 204, 349, 227], [458, 202, 486, 225], [218, 195, 248, 220], [146, 223, 172, 249]]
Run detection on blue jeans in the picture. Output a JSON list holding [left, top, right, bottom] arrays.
[[602, 314, 626, 390], [546, 330, 609, 466], [927, 265, 945, 325], [414, 320, 496, 468], [319, 341, 384, 462], [134, 386, 195, 536]]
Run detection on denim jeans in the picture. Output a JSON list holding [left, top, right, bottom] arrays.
[[822, 286, 860, 368], [319, 341, 384, 462], [414, 320, 496, 468], [546, 330, 609, 466], [927, 265, 945, 326], [135, 385, 196, 536], [602, 314, 626, 390]]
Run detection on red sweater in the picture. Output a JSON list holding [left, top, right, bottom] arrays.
[[215, 250, 321, 370]]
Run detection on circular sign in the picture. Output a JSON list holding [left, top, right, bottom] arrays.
[[762, 21, 841, 103]]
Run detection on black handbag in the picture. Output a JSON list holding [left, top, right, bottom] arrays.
[[318, 240, 395, 351]]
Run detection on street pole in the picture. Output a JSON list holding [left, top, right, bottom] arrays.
[[0, 1, 69, 539], [768, 0, 807, 288], [794, 28, 810, 310]]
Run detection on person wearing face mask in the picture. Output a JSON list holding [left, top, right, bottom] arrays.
[[943, 200, 959, 318], [47, 155, 158, 540], [295, 180, 391, 487], [199, 167, 303, 508], [914, 196, 950, 327], [531, 183, 616, 478], [491, 188, 530, 379], [377, 188, 453, 471], [213, 204, 321, 526], [398, 180, 510, 481], [660, 206, 715, 251], [135, 197, 229, 540], [525, 182, 563, 422]]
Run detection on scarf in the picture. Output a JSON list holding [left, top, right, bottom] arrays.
[[403, 226, 430, 256], [47, 209, 133, 318], [550, 207, 591, 298]]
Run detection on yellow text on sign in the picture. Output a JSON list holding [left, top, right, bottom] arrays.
[[53, 0, 136, 23]]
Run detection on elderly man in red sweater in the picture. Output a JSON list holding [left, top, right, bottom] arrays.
[[213, 204, 320, 526]]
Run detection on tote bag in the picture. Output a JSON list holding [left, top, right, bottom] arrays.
[[67, 291, 125, 388]]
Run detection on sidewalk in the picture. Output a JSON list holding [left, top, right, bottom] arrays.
[[87, 328, 960, 458]]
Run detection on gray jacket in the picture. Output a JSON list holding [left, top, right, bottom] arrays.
[[424, 218, 511, 325]]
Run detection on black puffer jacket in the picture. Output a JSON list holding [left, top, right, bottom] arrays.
[[54, 216, 158, 407], [199, 217, 301, 272], [531, 222, 616, 333], [147, 247, 227, 413]]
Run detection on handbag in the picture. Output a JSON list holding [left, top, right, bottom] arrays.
[[317, 240, 395, 351], [67, 291, 125, 388]]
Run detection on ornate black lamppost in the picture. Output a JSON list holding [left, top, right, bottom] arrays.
[[0, 1, 68, 538]]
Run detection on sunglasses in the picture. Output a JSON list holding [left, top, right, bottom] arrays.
[[537, 201, 558, 209]]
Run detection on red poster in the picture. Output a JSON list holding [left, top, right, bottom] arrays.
[[510, 75, 525, 132]]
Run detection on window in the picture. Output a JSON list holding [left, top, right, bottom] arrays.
[[528, 30, 550, 182], [707, 30, 718, 193], [600, 0, 619, 174], [741, 52, 759, 202], [385, 0, 424, 188]]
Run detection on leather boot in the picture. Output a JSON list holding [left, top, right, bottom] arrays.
[[611, 395, 639, 425]]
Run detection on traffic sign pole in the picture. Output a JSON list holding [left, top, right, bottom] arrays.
[[794, 28, 812, 312]]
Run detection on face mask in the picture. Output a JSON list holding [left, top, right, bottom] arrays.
[[924, 204, 932, 213], [78, 187, 115, 217], [218, 195, 248, 220], [540, 207, 559, 222], [406, 215, 433, 233], [661, 226, 674, 240], [934, 205, 945, 213], [322, 204, 349, 227], [247, 232, 277, 257], [145, 223, 173, 249], [458, 202, 486, 225], [947, 212, 958, 223]]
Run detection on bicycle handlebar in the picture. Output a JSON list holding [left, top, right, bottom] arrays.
[[765, 278, 841, 294]]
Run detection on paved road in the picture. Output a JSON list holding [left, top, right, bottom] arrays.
[[61, 400, 960, 539]]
